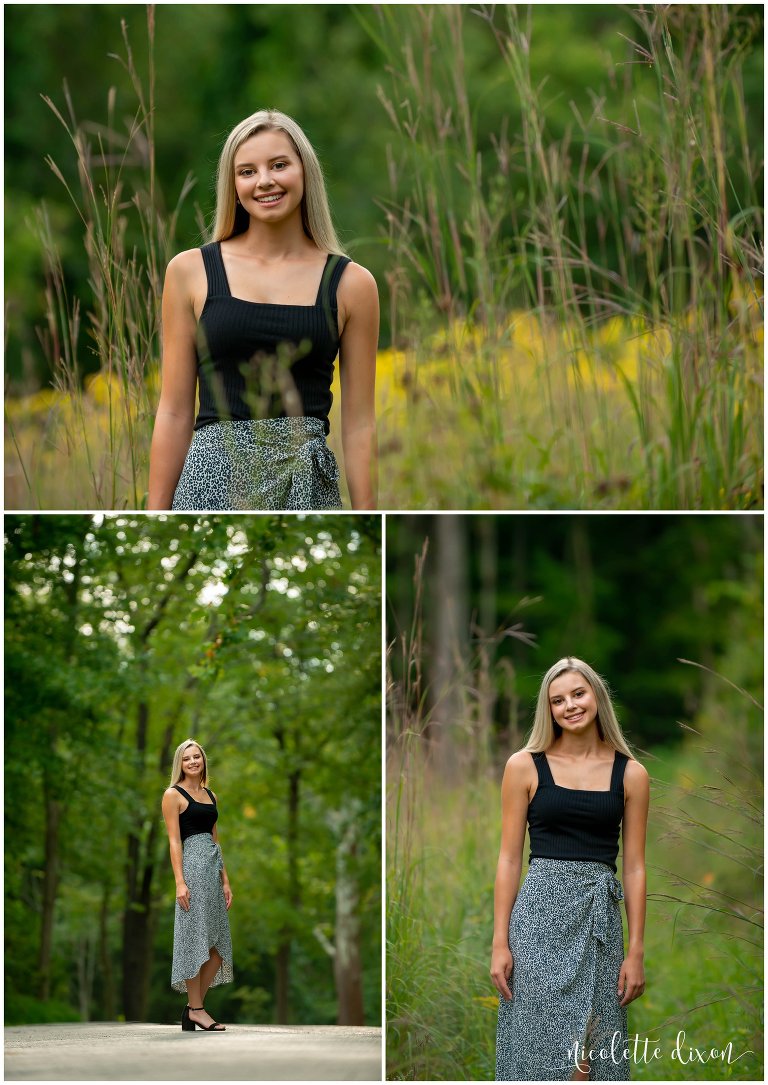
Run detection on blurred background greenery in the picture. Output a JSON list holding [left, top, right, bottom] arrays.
[[4, 5, 764, 509], [5, 513, 381, 1027], [386, 513, 762, 1079]]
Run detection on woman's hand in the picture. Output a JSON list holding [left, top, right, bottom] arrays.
[[618, 952, 645, 1006], [223, 882, 233, 910], [176, 882, 191, 911], [490, 945, 514, 1001]]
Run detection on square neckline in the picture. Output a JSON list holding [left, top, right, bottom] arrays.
[[216, 242, 332, 309], [175, 784, 215, 807], [541, 749, 618, 793]]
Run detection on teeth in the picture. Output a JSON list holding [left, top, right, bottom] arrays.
[[257, 194, 283, 203]]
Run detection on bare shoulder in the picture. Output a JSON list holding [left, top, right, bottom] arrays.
[[162, 786, 181, 808], [502, 749, 536, 785], [167, 247, 204, 276], [624, 758, 650, 794], [337, 260, 379, 305]]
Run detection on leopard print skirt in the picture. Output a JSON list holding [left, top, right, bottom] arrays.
[[171, 833, 233, 993], [496, 859, 629, 1081], [171, 416, 342, 511]]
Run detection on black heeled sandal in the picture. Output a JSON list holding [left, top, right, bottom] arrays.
[[186, 1006, 226, 1031]]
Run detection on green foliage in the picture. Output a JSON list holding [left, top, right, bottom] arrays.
[[5, 514, 382, 1026], [387, 514, 762, 751], [386, 539, 763, 1079], [4, 5, 763, 509], [4, 994, 82, 1027]]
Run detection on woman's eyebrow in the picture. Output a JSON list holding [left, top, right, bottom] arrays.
[[550, 686, 585, 698], [235, 155, 291, 166]]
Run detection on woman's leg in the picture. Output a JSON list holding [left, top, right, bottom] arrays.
[[198, 947, 223, 1003], [185, 970, 223, 1030], [570, 1023, 592, 1080]]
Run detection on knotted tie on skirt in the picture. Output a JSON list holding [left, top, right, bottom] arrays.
[[171, 416, 342, 511]]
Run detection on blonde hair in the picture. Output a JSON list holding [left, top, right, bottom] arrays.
[[169, 738, 209, 788], [211, 109, 347, 255], [524, 657, 634, 757]]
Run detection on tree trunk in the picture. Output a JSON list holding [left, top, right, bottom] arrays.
[[38, 789, 61, 1000], [98, 882, 116, 1020], [38, 533, 84, 1001], [121, 820, 158, 1020], [122, 692, 154, 1021], [334, 816, 364, 1025], [475, 516, 498, 771], [569, 518, 595, 643], [429, 514, 468, 779], [275, 767, 301, 1023], [76, 932, 96, 1021]]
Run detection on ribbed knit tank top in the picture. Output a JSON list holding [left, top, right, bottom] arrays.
[[194, 242, 351, 434], [174, 784, 218, 842], [527, 750, 628, 872]]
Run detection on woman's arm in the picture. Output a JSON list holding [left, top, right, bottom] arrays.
[[211, 795, 233, 910], [148, 252, 200, 509], [490, 752, 531, 1000], [161, 788, 190, 910], [619, 758, 650, 1006], [337, 264, 379, 510]]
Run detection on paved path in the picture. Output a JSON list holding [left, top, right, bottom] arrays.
[[5, 1022, 382, 1080]]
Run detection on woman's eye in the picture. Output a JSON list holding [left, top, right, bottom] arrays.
[[274, 161, 287, 169]]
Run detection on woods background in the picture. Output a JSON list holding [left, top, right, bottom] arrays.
[[386, 514, 762, 1080], [5, 513, 381, 1028]]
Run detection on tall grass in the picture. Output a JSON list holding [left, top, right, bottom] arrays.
[[4, 5, 763, 509], [368, 4, 763, 509], [5, 11, 195, 510], [386, 564, 763, 1079]]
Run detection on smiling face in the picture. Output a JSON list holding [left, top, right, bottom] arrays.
[[233, 129, 304, 221], [548, 671, 599, 733], [181, 744, 204, 780]]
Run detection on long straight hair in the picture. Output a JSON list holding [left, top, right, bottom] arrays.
[[169, 738, 209, 788], [210, 109, 347, 254], [524, 657, 635, 757]]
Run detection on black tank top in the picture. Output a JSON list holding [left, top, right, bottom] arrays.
[[174, 784, 218, 842], [527, 750, 629, 872], [193, 242, 351, 434]]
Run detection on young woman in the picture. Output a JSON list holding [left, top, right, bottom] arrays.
[[162, 739, 233, 1031], [148, 109, 378, 511], [491, 658, 649, 1081]]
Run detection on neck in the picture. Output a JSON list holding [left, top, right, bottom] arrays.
[[181, 777, 203, 791], [238, 215, 314, 260], [552, 726, 604, 757]]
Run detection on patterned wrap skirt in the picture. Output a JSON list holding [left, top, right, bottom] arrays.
[[496, 859, 629, 1081], [171, 833, 233, 993], [171, 416, 342, 511]]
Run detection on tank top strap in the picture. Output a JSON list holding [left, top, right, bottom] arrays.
[[531, 751, 555, 787], [200, 242, 231, 298], [610, 752, 629, 794], [316, 254, 351, 310], [173, 784, 192, 801], [204, 787, 216, 804]]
